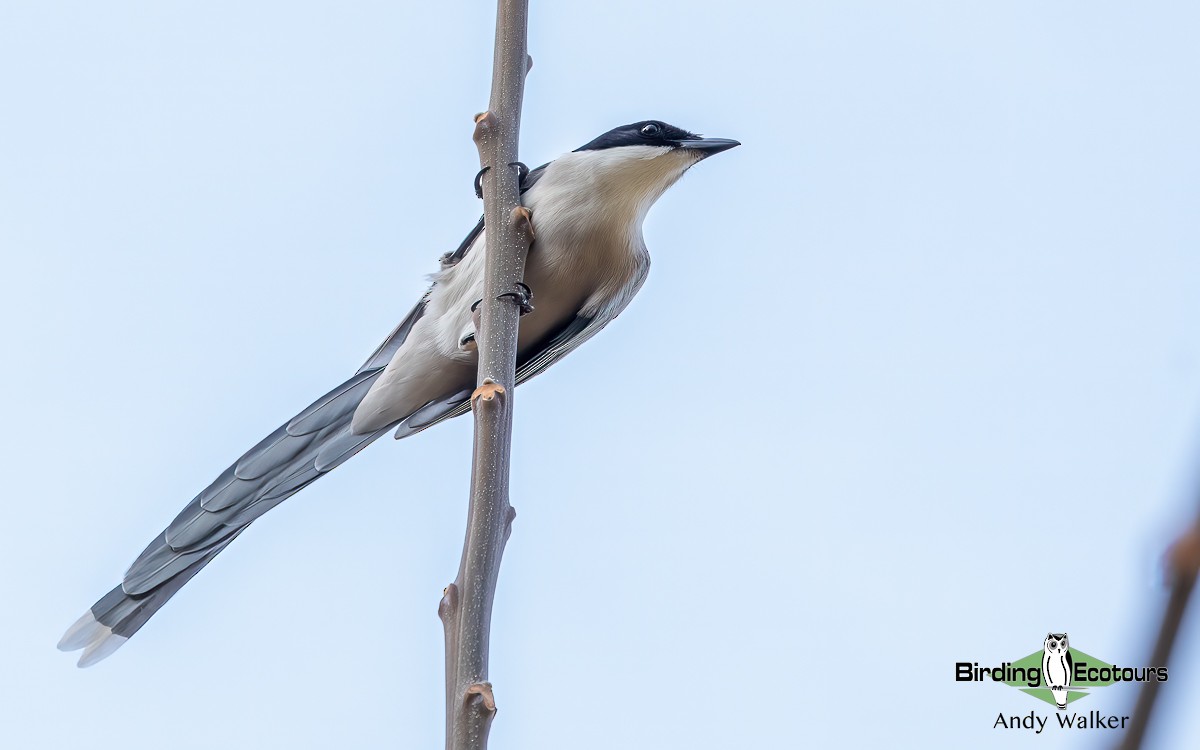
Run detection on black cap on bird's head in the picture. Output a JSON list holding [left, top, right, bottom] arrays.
[[575, 120, 740, 157]]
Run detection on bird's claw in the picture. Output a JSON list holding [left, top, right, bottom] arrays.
[[509, 161, 530, 187], [470, 283, 533, 316], [473, 167, 490, 199], [496, 282, 534, 315], [475, 162, 530, 199]]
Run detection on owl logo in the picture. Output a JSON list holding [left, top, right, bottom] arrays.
[[1042, 632, 1072, 709]]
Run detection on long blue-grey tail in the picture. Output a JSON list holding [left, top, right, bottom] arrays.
[[58, 300, 446, 667]]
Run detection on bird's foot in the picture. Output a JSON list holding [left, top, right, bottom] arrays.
[[496, 281, 534, 315], [469, 283, 534, 320], [474, 162, 530, 199]]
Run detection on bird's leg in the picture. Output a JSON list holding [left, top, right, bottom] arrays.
[[496, 281, 534, 315]]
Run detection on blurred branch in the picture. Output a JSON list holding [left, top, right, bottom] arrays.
[[438, 1, 532, 749], [1117, 521, 1200, 750]]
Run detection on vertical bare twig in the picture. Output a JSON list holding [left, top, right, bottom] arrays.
[[439, 2, 532, 749], [1117, 521, 1200, 750]]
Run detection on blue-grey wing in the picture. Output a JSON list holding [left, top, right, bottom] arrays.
[[358, 295, 429, 373]]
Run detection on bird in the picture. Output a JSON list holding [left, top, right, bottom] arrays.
[[1042, 632, 1073, 709], [58, 119, 739, 667]]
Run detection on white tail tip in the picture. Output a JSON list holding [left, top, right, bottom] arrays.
[[58, 611, 129, 667]]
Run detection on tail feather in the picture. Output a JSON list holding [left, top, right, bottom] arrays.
[[122, 531, 237, 595], [285, 369, 380, 435], [59, 366, 395, 667], [60, 298, 435, 667], [233, 425, 322, 481], [59, 530, 242, 666]]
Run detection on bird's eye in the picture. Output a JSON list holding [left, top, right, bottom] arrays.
[[640, 123, 661, 137]]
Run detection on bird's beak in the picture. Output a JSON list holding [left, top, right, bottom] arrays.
[[677, 137, 741, 157]]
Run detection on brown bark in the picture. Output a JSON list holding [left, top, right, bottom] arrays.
[[439, 3, 532, 749]]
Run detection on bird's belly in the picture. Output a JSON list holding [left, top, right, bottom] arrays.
[[513, 259, 590, 355], [352, 256, 586, 433]]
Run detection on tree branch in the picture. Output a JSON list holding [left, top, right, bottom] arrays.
[[439, 2, 532, 749], [1117, 520, 1200, 750]]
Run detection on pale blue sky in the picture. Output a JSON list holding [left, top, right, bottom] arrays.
[[3, 2, 1200, 748]]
